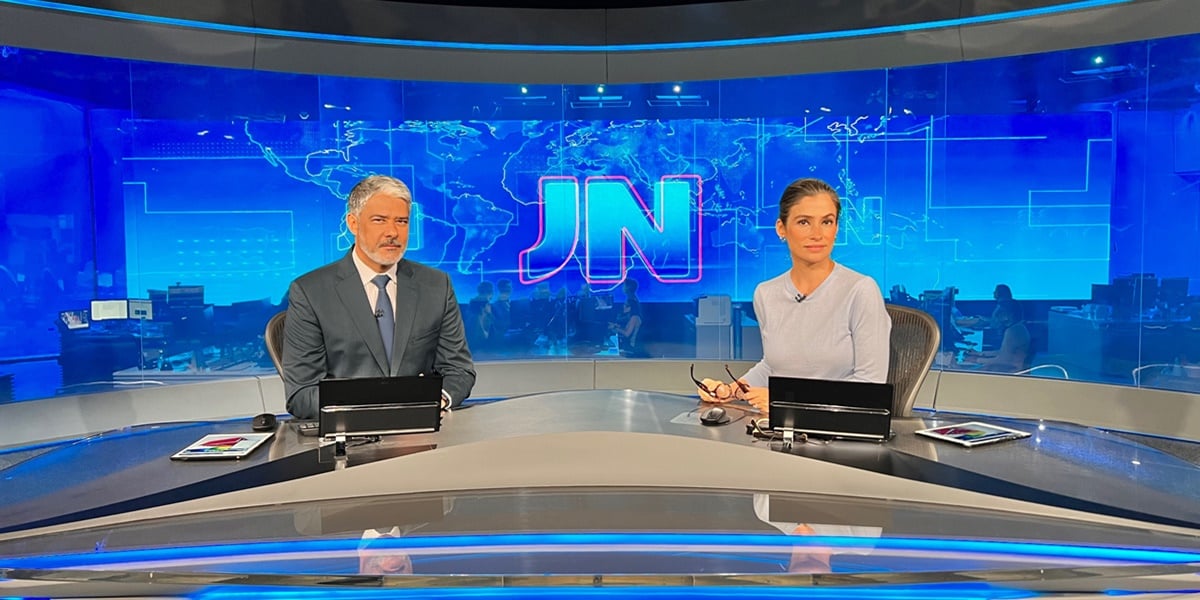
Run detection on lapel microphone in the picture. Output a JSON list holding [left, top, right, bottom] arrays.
[[794, 293, 806, 304], [374, 308, 384, 319]]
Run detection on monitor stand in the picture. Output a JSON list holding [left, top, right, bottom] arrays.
[[317, 399, 441, 465], [777, 428, 810, 451]]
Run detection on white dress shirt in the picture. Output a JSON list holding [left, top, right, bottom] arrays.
[[350, 250, 398, 316]]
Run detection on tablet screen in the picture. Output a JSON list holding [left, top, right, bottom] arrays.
[[915, 421, 1031, 447]]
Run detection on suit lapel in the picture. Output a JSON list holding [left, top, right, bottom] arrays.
[[391, 260, 419, 376], [334, 254, 390, 374]]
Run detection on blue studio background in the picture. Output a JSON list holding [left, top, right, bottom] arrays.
[[1, 33, 1199, 403]]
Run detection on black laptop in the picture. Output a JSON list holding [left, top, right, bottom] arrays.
[[768, 376, 894, 441], [318, 375, 444, 440]]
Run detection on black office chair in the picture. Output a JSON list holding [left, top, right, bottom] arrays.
[[885, 304, 941, 418], [264, 311, 287, 377]]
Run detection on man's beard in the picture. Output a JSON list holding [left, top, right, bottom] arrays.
[[363, 241, 404, 267]]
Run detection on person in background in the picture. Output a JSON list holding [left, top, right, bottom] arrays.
[[957, 283, 1015, 330], [540, 286, 571, 351], [696, 177, 891, 413], [526, 282, 554, 343], [609, 298, 644, 357], [621, 277, 641, 305], [962, 300, 1031, 373], [574, 282, 604, 345], [491, 278, 513, 349], [464, 281, 495, 354], [282, 175, 475, 419]]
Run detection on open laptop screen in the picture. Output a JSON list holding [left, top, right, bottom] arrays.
[[318, 375, 443, 440], [768, 376, 894, 441]]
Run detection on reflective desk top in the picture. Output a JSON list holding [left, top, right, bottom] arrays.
[[3, 389, 1200, 533]]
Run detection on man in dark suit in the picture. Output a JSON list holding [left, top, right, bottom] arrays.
[[282, 175, 476, 419]]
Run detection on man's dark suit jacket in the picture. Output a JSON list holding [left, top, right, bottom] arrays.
[[282, 252, 476, 419]]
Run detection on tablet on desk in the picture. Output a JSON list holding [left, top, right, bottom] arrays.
[[170, 433, 274, 460], [915, 421, 1031, 447]]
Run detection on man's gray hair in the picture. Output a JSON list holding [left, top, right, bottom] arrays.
[[346, 175, 412, 216]]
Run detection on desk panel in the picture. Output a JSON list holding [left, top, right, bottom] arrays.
[[3, 390, 1200, 535]]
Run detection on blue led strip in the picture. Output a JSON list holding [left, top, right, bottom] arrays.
[[4, 532, 1200, 570], [192, 583, 1040, 600], [0, 0, 1132, 53]]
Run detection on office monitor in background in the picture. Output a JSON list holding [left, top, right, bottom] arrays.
[[318, 375, 444, 445], [1159, 277, 1189, 307], [167, 284, 205, 308], [89, 299, 128, 321], [1111, 274, 1157, 314], [768, 376, 894, 445], [1091, 283, 1115, 306], [128, 299, 153, 320]]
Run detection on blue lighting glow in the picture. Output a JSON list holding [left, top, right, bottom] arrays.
[[191, 584, 1039, 600], [0, 0, 1133, 52], [4, 533, 1200, 571]]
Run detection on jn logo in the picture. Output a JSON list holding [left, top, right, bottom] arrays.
[[519, 175, 703, 285]]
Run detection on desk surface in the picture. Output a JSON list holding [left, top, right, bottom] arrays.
[[2, 389, 1200, 535], [4, 391, 1200, 597]]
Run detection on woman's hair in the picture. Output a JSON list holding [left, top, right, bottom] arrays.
[[778, 178, 841, 224], [994, 284, 1013, 301], [995, 299, 1023, 324], [624, 297, 642, 316]]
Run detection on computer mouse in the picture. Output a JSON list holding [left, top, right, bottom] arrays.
[[699, 406, 730, 426], [251, 413, 278, 432]]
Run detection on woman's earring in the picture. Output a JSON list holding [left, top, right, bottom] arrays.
[[779, 236, 785, 242]]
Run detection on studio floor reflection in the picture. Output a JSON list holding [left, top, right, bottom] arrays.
[[4, 487, 1200, 597]]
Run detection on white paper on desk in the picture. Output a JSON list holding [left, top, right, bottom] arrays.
[[90, 299, 128, 321]]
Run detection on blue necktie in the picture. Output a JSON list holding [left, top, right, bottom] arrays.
[[372, 274, 394, 365]]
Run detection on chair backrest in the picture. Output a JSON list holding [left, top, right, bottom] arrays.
[[264, 311, 287, 377], [885, 303, 941, 417]]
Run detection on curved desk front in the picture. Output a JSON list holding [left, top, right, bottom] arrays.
[[2, 389, 1199, 535]]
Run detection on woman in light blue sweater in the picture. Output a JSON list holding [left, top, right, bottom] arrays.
[[699, 178, 891, 412]]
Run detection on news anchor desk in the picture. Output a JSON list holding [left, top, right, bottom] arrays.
[[3, 389, 1200, 535]]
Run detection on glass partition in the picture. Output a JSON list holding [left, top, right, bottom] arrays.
[[1, 31, 1199, 406]]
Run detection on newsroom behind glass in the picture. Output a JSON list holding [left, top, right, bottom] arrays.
[[0, 33, 1198, 405]]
